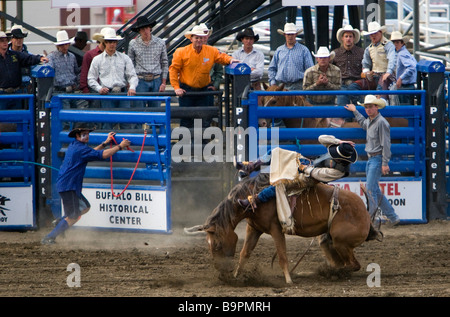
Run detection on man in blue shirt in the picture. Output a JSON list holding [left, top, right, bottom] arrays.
[[268, 23, 314, 91], [41, 127, 131, 245], [0, 31, 47, 109], [391, 31, 417, 105]]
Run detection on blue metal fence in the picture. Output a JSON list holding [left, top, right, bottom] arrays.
[[0, 94, 36, 230], [49, 94, 172, 233]]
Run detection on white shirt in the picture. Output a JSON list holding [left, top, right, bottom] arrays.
[[88, 50, 138, 92], [232, 47, 265, 82]]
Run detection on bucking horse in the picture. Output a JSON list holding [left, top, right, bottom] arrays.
[[185, 173, 382, 284]]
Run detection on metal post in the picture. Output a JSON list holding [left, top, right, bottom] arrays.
[[417, 60, 447, 220]]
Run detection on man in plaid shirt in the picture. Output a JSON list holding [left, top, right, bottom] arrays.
[[128, 17, 168, 108], [303, 46, 341, 105]]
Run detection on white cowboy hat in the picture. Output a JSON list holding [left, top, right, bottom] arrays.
[[54, 30, 72, 45], [185, 25, 210, 39], [101, 27, 122, 41], [357, 94, 386, 109], [390, 31, 410, 43], [277, 23, 302, 35], [100, 28, 122, 41], [361, 21, 386, 36], [198, 23, 212, 36], [336, 25, 360, 44], [312, 46, 335, 60], [0, 31, 10, 39]]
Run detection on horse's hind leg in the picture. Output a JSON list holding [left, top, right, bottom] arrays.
[[234, 224, 262, 278], [319, 234, 345, 268]]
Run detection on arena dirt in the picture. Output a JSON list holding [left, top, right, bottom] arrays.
[[0, 220, 448, 297]]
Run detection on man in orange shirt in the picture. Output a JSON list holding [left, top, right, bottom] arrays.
[[169, 25, 238, 128]]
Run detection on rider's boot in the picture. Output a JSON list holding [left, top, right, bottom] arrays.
[[238, 195, 260, 209], [233, 157, 263, 177]]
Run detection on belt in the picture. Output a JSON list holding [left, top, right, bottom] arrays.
[[0, 87, 20, 93], [368, 150, 382, 158], [138, 74, 161, 81]]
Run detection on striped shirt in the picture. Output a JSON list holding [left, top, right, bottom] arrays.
[[232, 47, 265, 82], [128, 35, 168, 79], [303, 63, 341, 104], [88, 50, 138, 92], [353, 111, 392, 166], [47, 50, 80, 87], [268, 42, 314, 85]]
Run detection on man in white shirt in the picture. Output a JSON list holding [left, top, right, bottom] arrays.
[[232, 28, 265, 90], [88, 28, 138, 129]]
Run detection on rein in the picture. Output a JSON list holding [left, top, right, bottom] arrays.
[[109, 130, 147, 197]]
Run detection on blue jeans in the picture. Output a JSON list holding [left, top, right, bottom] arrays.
[[101, 88, 132, 130], [365, 155, 399, 221], [398, 84, 415, 105], [178, 84, 211, 128], [134, 77, 162, 108], [337, 82, 363, 106]]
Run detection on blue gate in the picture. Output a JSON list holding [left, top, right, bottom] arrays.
[[0, 95, 37, 230], [245, 89, 427, 224], [49, 94, 172, 233]]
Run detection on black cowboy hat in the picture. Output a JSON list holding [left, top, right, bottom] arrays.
[[328, 143, 358, 164], [236, 28, 259, 42], [68, 126, 95, 138], [131, 16, 157, 32], [11, 28, 27, 39]]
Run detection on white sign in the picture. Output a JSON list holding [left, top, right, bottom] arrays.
[[331, 180, 424, 221], [52, 0, 133, 8], [74, 187, 169, 232], [282, 0, 364, 6], [0, 186, 35, 228]]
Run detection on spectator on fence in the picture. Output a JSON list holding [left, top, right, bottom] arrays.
[[168, 25, 238, 128], [47, 31, 81, 103], [268, 23, 314, 91], [88, 27, 138, 130], [128, 16, 168, 108], [303, 46, 341, 105], [344, 95, 400, 226], [361, 22, 397, 103], [41, 127, 131, 245], [0, 31, 47, 110], [391, 31, 417, 105], [7, 25, 33, 95], [332, 25, 365, 106], [232, 27, 265, 91], [79, 31, 105, 95], [71, 31, 90, 67]]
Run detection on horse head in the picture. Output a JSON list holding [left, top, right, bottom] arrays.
[[184, 199, 241, 279]]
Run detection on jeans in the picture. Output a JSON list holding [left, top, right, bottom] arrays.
[[178, 84, 211, 129], [337, 82, 363, 106], [134, 77, 162, 108], [398, 84, 415, 105], [365, 155, 399, 221], [101, 88, 132, 130]]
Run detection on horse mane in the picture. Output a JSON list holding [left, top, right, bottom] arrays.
[[205, 173, 271, 233]]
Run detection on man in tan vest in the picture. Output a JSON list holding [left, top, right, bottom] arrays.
[[361, 22, 396, 102]]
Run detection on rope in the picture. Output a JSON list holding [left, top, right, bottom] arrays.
[[0, 160, 60, 171], [109, 130, 147, 198]]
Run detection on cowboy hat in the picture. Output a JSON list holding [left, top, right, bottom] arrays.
[[0, 31, 10, 39], [236, 28, 259, 42], [68, 126, 95, 138], [328, 142, 358, 164], [277, 23, 302, 35], [336, 25, 360, 44], [92, 32, 104, 43], [361, 21, 386, 36], [185, 25, 210, 39], [9, 25, 28, 38], [54, 30, 72, 45], [312, 46, 335, 60], [390, 31, 410, 43], [101, 27, 122, 41], [198, 23, 212, 36], [357, 94, 387, 109], [131, 16, 157, 32], [74, 31, 90, 42]]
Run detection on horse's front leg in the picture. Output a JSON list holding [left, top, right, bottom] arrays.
[[234, 224, 262, 278], [270, 224, 293, 284]]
